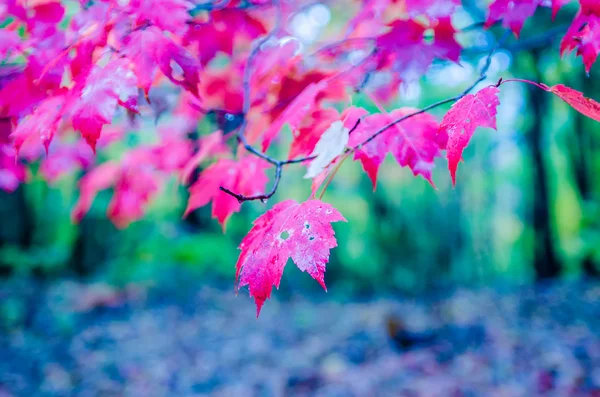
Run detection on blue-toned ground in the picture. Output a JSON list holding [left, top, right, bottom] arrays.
[[1, 279, 600, 396]]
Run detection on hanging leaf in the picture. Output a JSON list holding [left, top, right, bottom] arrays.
[[236, 199, 346, 316]]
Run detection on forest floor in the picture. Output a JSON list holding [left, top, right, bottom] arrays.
[[1, 278, 600, 397]]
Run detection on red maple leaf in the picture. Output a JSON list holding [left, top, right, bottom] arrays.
[[289, 108, 340, 160], [181, 130, 229, 184], [39, 141, 93, 183], [545, 84, 600, 121], [11, 95, 66, 155], [376, 17, 461, 81], [128, 0, 192, 35], [108, 164, 160, 229], [260, 80, 327, 152], [122, 26, 200, 98], [439, 86, 501, 185], [185, 156, 269, 229], [69, 58, 138, 152], [184, 8, 267, 65], [347, 107, 443, 189], [72, 162, 121, 223], [486, 0, 572, 36], [0, 30, 22, 60], [236, 199, 346, 316], [0, 70, 47, 119], [560, 0, 600, 73], [0, 113, 26, 192], [485, 0, 539, 37]]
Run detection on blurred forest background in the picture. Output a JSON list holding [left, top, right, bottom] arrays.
[[1, 1, 599, 299], [3, 2, 600, 395]]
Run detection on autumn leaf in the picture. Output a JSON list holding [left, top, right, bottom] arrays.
[[184, 8, 267, 65], [261, 81, 326, 152], [71, 162, 120, 223], [185, 157, 269, 230], [128, 0, 192, 35], [122, 26, 200, 98], [0, 30, 22, 60], [560, 1, 600, 73], [69, 58, 138, 152], [0, 144, 26, 192], [11, 95, 65, 155], [546, 84, 600, 122], [347, 108, 443, 189], [485, 0, 538, 37], [181, 130, 228, 184], [107, 165, 160, 229], [376, 18, 461, 81], [304, 120, 349, 179], [236, 199, 346, 316], [289, 108, 340, 160], [439, 86, 501, 185]]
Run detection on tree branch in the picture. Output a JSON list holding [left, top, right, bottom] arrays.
[[352, 30, 510, 150], [219, 19, 510, 203]]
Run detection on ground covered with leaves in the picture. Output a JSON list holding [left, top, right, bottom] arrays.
[[1, 279, 600, 397]]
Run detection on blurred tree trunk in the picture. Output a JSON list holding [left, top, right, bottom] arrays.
[[571, 76, 599, 277], [528, 51, 561, 280]]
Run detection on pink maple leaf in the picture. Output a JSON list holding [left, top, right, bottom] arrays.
[[72, 162, 121, 223], [69, 58, 138, 152], [0, 143, 26, 192], [376, 17, 461, 81], [347, 108, 443, 189], [122, 26, 200, 98], [545, 84, 600, 122], [108, 164, 160, 229], [288, 108, 340, 160], [184, 8, 267, 65], [485, 0, 538, 37], [181, 130, 229, 184], [560, 0, 600, 73], [129, 0, 192, 35], [236, 199, 346, 316], [261, 81, 327, 152], [439, 86, 501, 185], [11, 95, 66, 155], [185, 156, 269, 229], [0, 30, 22, 60]]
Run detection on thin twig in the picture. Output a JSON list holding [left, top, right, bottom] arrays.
[[352, 30, 510, 150], [220, 17, 510, 203], [219, 0, 283, 201], [221, 164, 282, 203]]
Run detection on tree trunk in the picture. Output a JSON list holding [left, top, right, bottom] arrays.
[[571, 79, 599, 277], [528, 54, 561, 280]]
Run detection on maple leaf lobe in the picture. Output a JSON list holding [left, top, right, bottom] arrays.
[[439, 86, 500, 185]]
